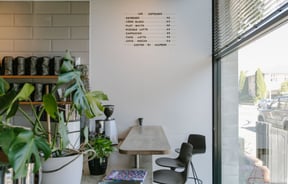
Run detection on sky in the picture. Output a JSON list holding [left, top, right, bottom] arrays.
[[239, 22, 288, 74]]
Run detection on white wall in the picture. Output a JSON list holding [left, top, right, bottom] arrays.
[[90, 0, 212, 183]]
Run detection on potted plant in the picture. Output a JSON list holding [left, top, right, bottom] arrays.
[[87, 135, 113, 175], [0, 78, 51, 183], [0, 50, 108, 183]]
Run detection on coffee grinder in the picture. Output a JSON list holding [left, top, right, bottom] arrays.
[[96, 105, 118, 144]]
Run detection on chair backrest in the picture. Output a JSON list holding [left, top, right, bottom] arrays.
[[178, 142, 193, 182], [178, 142, 193, 166], [188, 134, 206, 154]]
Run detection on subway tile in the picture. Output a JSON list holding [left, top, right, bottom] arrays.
[[15, 15, 52, 27], [0, 52, 33, 59], [0, 15, 13, 26], [71, 52, 89, 65], [71, 2, 89, 14], [71, 27, 89, 39], [31, 52, 64, 58], [33, 27, 70, 39], [0, 28, 32, 39], [53, 15, 89, 26], [0, 40, 13, 51], [14, 40, 51, 52], [0, 2, 32, 14], [52, 40, 88, 52], [34, 2, 70, 14]]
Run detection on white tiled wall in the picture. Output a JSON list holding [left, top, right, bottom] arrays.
[[0, 1, 89, 127], [0, 1, 89, 64]]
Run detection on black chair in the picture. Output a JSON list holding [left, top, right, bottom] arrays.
[[156, 134, 206, 184], [153, 142, 193, 184], [186, 134, 206, 184]]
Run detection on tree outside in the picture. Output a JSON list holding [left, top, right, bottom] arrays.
[[255, 68, 267, 100], [280, 81, 288, 94], [239, 70, 252, 103]]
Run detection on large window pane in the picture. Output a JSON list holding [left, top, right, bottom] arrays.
[[221, 22, 288, 184]]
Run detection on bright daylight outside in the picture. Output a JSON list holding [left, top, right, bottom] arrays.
[[239, 22, 288, 183]]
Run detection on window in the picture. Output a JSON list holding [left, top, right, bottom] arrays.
[[214, 1, 288, 183], [218, 18, 288, 184]]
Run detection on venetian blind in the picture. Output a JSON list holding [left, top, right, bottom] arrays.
[[214, 0, 288, 58]]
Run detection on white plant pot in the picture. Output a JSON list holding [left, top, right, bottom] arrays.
[[41, 154, 83, 184], [67, 120, 81, 149]]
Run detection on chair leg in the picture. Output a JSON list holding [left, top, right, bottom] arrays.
[[188, 161, 203, 184]]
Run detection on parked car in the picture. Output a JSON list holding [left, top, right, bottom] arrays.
[[258, 96, 288, 130], [257, 99, 273, 109]]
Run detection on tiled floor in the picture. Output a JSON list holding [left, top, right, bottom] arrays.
[[81, 150, 152, 184]]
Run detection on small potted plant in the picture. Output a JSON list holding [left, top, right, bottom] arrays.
[[87, 135, 113, 175]]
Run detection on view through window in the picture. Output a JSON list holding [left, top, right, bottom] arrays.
[[238, 22, 288, 183]]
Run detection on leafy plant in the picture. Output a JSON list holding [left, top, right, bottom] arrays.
[[0, 82, 51, 179], [88, 135, 113, 159], [0, 50, 108, 179]]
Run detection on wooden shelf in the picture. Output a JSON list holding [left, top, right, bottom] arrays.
[[0, 75, 58, 84], [0, 75, 58, 79], [19, 101, 71, 105]]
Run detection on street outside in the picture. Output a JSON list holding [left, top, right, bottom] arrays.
[[239, 104, 259, 157]]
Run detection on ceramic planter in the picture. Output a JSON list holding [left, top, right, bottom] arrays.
[[88, 157, 108, 175], [41, 154, 83, 184]]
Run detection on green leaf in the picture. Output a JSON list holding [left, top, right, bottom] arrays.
[[0, 125, 15, 153], [73, 90, 89, 115], [64, 50, 74, 62], [0, 78, 10, 96], [14, 83, 34, 101], [58, 112, 70, 150], [4, 83, 34, 119], [6, 127, 51, 179], [6, 101, 19, 119], [43, 94, 58, 120], [57, 71, 77, 84], [0, 90, 17, 116], [64, 83, 77, 97], [92, 137, 113, 158], [85, 91, 108, 118], [60, 50, 74, 73]]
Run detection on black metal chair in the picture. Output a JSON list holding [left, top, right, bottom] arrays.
[[153, 142, 193, 184], [156, 134, 206, 184], [187, 134, 206, 184]]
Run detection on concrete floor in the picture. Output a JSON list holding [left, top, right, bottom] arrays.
[[81, 149, 152, 184]]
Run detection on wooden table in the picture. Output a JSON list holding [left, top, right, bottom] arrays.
[[119, 125, 170, 168]]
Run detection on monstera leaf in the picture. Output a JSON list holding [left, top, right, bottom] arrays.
[[57, 57, 108, 119], [0, 125, 51, 179], [85, 91, 108, 118]]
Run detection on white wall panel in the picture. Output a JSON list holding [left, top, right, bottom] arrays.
[[90, 0, 212, 182]]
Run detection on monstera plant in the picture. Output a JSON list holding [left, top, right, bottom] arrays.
[[0, 50, 108, 180]]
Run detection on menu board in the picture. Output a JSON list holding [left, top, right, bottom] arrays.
[[125, 12, 175, 47]]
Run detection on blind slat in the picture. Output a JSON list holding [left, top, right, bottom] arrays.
[[214, 0, 288, 55]]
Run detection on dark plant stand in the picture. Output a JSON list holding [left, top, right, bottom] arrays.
[[88, 157, 108, 175]]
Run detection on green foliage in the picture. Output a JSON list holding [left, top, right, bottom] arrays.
[[0, 78, 9, 95], [239, 71, 246, 93], [281, 81, 288, 93], [0, 50, 108, 179], [89, 136, 113, 159], [0, 122, 51, 179], [0, 81, 51, 179], [239, 70, 253, 103], [255, 68, 267, 100]]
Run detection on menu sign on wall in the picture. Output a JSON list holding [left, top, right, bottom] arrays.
[[125, 12, 175, 47]]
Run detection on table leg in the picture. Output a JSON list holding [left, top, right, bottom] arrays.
[[135, 154, 140, 168]]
